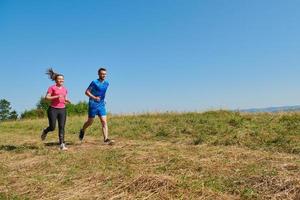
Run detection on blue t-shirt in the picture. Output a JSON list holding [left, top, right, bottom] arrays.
[[87, 79, 109, 107]]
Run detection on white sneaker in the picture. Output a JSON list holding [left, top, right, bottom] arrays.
[[60, 143, 68, 151], [104, 138, 115, 145]]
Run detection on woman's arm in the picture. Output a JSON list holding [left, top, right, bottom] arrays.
[[45, 93, 61, 100], [65, 96, 71, 104]]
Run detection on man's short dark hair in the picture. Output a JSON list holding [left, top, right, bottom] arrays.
[[98, 68, 107, 74]]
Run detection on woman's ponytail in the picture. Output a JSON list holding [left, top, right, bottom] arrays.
[[46, 68, 61, 81]]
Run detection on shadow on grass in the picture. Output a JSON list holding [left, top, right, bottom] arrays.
[[44, 141, 76, 147], [0, 144, 39, 152]]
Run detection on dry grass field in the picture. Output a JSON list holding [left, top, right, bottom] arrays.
[[0, 111, 300, 199]]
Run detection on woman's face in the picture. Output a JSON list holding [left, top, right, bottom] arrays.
[[56, 75, 64, 86]]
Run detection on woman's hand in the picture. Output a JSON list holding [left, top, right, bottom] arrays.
[[45, 93, 64, 100]]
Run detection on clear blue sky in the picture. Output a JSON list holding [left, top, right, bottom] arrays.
[[1, 0, 300, 114]]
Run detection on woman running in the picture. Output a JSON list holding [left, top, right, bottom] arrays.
[[41, 68, 71, 150]]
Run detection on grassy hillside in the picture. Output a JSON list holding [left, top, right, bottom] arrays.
[[0, 111, 299, 199]]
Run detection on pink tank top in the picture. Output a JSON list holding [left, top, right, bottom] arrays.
[[47, 85, 68, 108]]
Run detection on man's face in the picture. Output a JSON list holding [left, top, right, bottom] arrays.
[[99, 70, 107, 80]]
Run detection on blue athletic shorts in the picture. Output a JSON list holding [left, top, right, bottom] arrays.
[[88, 101, 107, 118]]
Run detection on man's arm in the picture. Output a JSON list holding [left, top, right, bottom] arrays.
[[85, 89, 100, 101]]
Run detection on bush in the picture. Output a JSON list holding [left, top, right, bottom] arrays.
[[21, 109, 45, 119], [20, 101, 88, 119], [66, 101, 88, 115]]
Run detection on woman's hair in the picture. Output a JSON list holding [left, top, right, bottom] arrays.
[[46, 68, 63, 81]]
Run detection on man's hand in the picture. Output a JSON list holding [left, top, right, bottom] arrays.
[[94, 96, 101, 101]]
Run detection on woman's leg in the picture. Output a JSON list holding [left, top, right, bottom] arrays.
[[57, 108, 66, 145], [45, 107, 57, 133]]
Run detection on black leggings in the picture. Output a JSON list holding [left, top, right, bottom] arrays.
[[44, 107, 67, 144]]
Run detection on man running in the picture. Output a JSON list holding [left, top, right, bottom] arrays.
[[79, 67, 113, 144]]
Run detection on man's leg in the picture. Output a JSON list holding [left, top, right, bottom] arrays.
[[99, 115, 108, 141], [79, 117, 94, 141], [82, 118, 94, 131], [79, 105, 96, 141]]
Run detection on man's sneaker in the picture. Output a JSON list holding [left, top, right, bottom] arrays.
[[79, 129, 85, 141], [104, 138, 114, 145], [41, 129, 47, 141], [60, 143, 68, 151]]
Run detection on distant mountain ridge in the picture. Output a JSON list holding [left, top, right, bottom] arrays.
[[238, 105, 300, 113]]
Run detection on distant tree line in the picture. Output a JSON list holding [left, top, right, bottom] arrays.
[[0, 98, 88, 121], [21, 97, 88, 119], [0, 99, 18, 121]]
